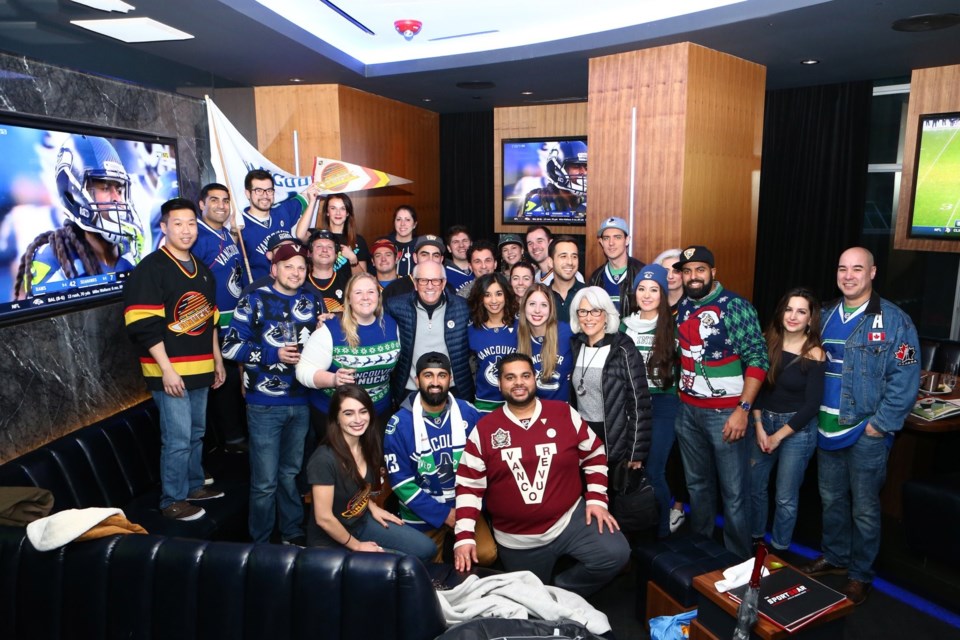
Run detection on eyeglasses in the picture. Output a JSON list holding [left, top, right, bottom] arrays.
[[250, 187, 276, 196], [576, 308, 605, 318], [416, 278, 444, 287]]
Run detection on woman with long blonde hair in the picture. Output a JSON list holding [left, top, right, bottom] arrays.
[[297, 272, 400, 438], [516, 283, 573, 401]]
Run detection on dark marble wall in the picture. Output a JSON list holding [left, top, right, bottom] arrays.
[[0, 52, 208, 463]]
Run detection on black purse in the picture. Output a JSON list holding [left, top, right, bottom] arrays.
[[608, 461, 658, 533]]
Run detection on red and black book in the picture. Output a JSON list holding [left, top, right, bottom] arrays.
[[728, 566, 847, 632]]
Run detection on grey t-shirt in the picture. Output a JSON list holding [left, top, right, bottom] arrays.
[[305, 445, 373, 547], [574, 344, 610, 423]]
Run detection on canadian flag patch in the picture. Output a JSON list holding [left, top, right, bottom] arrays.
[[868, 332, 885, 342]]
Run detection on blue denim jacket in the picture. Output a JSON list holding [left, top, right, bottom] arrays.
[[828, 293, 921, 434]]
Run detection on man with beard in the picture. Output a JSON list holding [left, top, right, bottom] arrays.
[[453, 353, 629, 596], [383, 352, 496, 564], [193, 183, 248, 453], [222, 243, 325, 545], [674, 245, 768, 558]]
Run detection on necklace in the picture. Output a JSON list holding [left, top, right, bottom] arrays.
[[576, 345, 604, 396]]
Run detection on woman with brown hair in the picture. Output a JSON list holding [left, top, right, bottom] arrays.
[[320, 193, 369, 275], [306, 384, 435, 561], [467, 272, 519, 413]]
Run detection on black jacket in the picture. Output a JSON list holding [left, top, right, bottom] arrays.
[[588, 256, 646, 317], [570, 331, 652, 465]]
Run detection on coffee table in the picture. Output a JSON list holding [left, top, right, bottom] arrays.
[[689, 556, 855, 640]]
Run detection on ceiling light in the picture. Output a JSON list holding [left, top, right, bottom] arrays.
[[422, 98, 432, 102], [71, 17, 193, 43], [289, 77, 303, 83], [70, 0, 135, 12], [521, 91, 533, 96], [800, 59, 819, 65]]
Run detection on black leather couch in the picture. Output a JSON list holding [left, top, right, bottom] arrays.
[[0, 401, 248, 540], [0, 526, 447, 640]]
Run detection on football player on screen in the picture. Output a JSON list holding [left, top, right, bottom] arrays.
[[14, 135, 145, 298], [518, 141, 587, 221]]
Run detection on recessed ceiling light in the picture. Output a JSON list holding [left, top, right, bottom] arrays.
[[521, 91, 533, 96], [289, 77, 303, 82], [800, 59, 820, 65], [422, 98, 432, 102], [70, 0, 134, 12], [70, 17, 193, 43]]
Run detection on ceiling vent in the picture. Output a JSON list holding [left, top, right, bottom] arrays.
[[891, 13, 960, 32]]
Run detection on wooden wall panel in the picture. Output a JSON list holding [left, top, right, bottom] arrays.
[[587, 43, 765, 298], [588, 44, 690, 273], [253, 85, 342, 173], [895, 63, 960, 253], [337, 86, 440, 241], [681, 45, 765, 298], [253, 84, 439, 243], [493, 103, 588, 235]]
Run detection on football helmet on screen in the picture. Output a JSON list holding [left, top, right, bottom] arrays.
[[56, 135, 141, 246], [543, 140, 587, 195]]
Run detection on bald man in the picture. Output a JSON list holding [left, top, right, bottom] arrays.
[[798, 247, 920, 605]]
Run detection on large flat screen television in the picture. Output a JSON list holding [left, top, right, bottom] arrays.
[[908, 112, 960, 240], [0, 113, 179, 326], [502, 136, 586, 226]]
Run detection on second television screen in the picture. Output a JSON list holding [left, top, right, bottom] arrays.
[[502, 137, 586, 226]]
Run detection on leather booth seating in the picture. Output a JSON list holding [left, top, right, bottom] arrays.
[[633, 534, 742, 625], [921, 336, 960, 375], [0, 526, 447, 640], [903, 473, 960, 573], [0, 401, 248, 540]]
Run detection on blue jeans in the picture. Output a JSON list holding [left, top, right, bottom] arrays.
[[353, 512, 437, 564], [152, 388, 208, 509], [648, 393, 680, 538], [675, 402, 751, 558], [817, 431, 891, 582], [749, 411, 817, 550], [247, 404, 309, 543]]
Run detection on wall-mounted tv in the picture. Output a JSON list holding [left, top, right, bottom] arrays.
[[908, 112, 960, 240], [502, 137, 586, 226], [0, 113, 179, 326]]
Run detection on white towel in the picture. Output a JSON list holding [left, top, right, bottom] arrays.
[[714, 557, 770, 593], [436, 570, 611, 635], [26, 507, 123, 552]]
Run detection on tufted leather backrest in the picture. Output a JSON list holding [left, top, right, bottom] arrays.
[[0, 527, 446, 640]]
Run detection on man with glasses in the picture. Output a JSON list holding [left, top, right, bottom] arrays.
[[239, 168, 320, 281], [385, 260, 474, 408], [383, 235, 450, 299]]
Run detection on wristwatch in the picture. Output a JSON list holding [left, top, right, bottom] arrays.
[[737, 400, 751, 412]]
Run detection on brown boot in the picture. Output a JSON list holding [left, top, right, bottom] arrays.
[[796, 555, 846, 576], [841, 579, 871, 606]]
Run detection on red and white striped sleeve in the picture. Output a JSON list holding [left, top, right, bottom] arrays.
[[454, 426, 487, 548], [569, 406, 609, 508]]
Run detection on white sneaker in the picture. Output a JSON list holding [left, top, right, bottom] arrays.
[[669, 507, 686, 533]]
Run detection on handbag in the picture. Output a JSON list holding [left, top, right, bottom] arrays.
[[608, 461, 658, 533]]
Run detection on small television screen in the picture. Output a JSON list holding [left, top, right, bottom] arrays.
[[502, 137, 587, 226], [909, 112, 960, 239], [0, 113, 179, 325]]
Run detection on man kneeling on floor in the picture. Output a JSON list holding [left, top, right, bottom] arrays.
[[453, 353, 629, 596]]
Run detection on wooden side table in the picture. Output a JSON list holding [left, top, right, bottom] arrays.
[[689, 557, 854, 640]]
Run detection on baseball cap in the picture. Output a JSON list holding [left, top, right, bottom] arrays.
[[633, 263, 669, 292], [415, 235, 445, 253], [597, 216, 629, 237], [416, 351, 451, 375], [272, 243, 309, 265], [266, 233, 298, 252], [371, 238, 399, 256], [498, 234, 523, 250], [673, 245, 715, 270], [307, 228, 336, 245]]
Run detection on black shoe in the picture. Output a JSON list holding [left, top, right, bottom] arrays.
[[282, 535, 307, 547], [841, 579, 871, 605], [224, 440, 249, 454], [797, 555, 846, 576]]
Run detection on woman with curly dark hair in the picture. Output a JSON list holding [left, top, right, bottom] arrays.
[[467, 272, 518, 413], [306, 384, 435, 561]]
